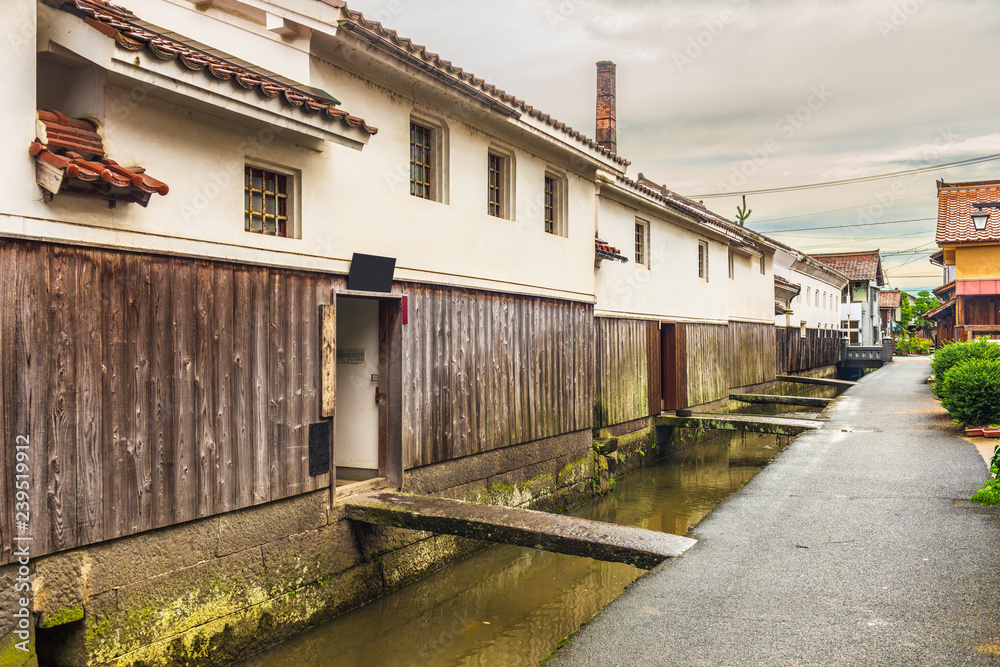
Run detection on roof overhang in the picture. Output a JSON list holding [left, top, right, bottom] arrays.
[[39, 1, 374, 151]]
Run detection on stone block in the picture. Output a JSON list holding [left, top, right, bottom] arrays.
[[85, 517, 220, 596], [89, 548, 267, 662], [593, 437, 618, 455], [261, 521, 363, 597], [109, 561, 385, 667], [34, 552, 85, 628], [557, 454, 594, 488], [354, 522, 433, 561], [380, 534, 485, 591], [216, 490, 329, 557]]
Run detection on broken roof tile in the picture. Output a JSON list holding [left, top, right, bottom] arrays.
[[31, 109, 168, 206]]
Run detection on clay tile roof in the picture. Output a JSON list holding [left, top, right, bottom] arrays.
[[811, 250, 883, 283], [30, 109, 169, 205], [337, 6, 624, 165], [774, 274, 800, 290], [878, 290, 901, 309], [936, 179, 1000, 244], [924, 298, 955, 320], [60, 0, 377, 135], [595, 240, 628, 263]]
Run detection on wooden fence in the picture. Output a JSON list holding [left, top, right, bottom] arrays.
[[593, 318, 659, 428], [401, 286, 594, 468], [775, 327, 840, 374]]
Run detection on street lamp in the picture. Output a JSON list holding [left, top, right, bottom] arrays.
[[971, 202, 1000, 231]]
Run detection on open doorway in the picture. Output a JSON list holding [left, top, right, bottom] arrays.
[[332, 293, 403, 491]]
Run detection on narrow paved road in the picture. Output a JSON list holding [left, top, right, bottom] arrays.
[[551, 357, 1000, 666]]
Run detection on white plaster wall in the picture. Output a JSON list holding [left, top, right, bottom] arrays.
[[0, 0, 38, 220], [726, 249, 774, 323], [10, 1, 597, 303], [786, 270, 844, 330], [594, 195, 733, 324]]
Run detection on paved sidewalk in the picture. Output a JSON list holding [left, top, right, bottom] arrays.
[[551, 358, 1000, 666]]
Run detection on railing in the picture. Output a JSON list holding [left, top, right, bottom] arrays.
[[840, 338, 893, 368]]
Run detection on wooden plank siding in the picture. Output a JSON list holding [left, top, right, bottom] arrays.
[[775, 327, 841, 374], [593, 317, 651, 429], [727, 321, 777, 388], [679, 321, 777, 408], [0, 239, 336, 565], [402, 285, 594, 468]]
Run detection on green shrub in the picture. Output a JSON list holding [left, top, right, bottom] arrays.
[[896, 336, 931, 355], [931, 339, 1000, 394], [939, 358, 1000, 425]]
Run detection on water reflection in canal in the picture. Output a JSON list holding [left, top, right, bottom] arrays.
[[242, 430, 792, 667]]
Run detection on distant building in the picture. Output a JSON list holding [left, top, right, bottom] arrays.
[[927, 180, 1000, 342], [812, 251, 885, 346]]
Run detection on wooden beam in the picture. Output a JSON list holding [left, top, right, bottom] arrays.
[[321, 304, 336, 418], [344, 492, 697, 569]]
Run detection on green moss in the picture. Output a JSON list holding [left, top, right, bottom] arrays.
[[39, 605, 84, 629], [0, 631, 36, 667]]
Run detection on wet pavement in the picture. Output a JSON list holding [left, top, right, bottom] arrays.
[[551, 357, 1000, 666]]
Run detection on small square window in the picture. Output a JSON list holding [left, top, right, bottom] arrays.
[[245, 166, 290, 237], [635, 219, 648, 266], [698, 241, 709, 281]]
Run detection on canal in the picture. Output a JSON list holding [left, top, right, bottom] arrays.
[[241, 425, 800, 666]]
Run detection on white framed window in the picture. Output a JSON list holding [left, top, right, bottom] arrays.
[[698, 240, 709, 281], [728, 251, 735, 280], [759, 255, 765, 275]]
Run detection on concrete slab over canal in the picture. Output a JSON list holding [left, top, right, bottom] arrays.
[[776, 373, 857, 388], [730, 393, 833, 408], [551, 357, 1000, 666], [344, 492, 697, 569], [657, 412, 824, 436]]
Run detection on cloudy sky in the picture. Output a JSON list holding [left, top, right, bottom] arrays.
[[348, 0, 1000, 292]]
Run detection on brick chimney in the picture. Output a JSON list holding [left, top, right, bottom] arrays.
[[596, 60, 617, 154]]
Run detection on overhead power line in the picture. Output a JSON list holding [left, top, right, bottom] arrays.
[[690, 153, 1000, 199], [754, 216, 935, 233]]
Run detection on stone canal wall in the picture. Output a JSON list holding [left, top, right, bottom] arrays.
[[0, 428, 641, 666]]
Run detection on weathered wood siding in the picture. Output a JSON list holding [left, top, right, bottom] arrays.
[[681, 323, 731, 407], [776, 327, 840, 374], [593, 318, 650, 428], [679, 321, 777, 407], [403, 286, 594, 468], [728, 321, 777, 388], [0, 240, 336, 565]]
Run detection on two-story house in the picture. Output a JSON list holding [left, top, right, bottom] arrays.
[[930, 179, 1000, 342], [813, 251, 885, 346]]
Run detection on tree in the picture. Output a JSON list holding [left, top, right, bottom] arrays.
[[899, 290, 939, 337], [735, 195, 751, 226]]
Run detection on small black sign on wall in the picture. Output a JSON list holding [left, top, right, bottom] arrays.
[[347, 253, 396, 293], [308, 422, 331, 476]]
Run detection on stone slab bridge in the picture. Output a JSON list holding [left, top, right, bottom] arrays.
[[344, 492, 697, 570]]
